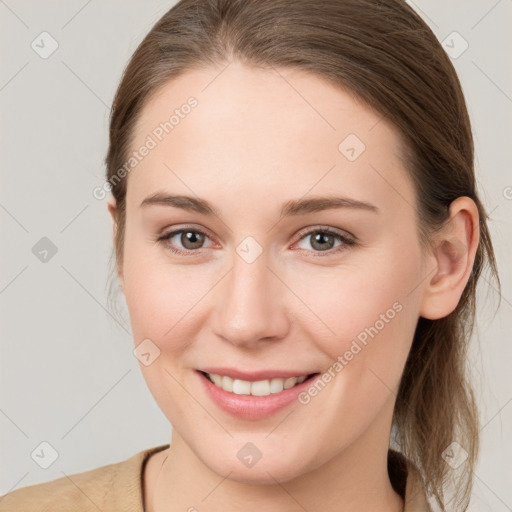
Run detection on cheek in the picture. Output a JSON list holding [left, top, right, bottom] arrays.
[[121, 233, 190, 343], [121, 236, 203, 422], [294, 245, 421, 348], [292, 249, 421, 449], [292, 240, 423, 412]]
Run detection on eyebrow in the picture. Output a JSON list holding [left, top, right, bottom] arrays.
[[140, 193, 379, 217]]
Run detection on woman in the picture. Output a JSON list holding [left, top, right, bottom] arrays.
[[0, 0, 500, 511]]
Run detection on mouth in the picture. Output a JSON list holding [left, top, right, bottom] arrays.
[[198, 370, 320, 396], [195, 368, 322, 420]]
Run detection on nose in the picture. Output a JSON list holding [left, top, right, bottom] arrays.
[[212, 249, 291, 348]]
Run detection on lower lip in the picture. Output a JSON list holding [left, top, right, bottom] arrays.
[[196, 371, 319, 420]]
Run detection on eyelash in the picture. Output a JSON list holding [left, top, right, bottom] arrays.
[[156, 225, 356, 257]]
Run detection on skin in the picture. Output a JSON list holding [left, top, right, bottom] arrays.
[[107, 61, 479, 512]]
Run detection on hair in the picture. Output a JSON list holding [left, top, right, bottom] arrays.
[[104, 0, 500, 509]]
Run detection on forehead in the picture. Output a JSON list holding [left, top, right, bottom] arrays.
[[127, 62, 413, 214]]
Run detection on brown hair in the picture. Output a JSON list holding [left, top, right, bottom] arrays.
[[104, 0, 500, 509]]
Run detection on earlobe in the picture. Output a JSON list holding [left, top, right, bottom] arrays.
[[106, 196, 124, 286], [107, 197, 121, 253], [107, 196, 118, 237], [419, 197, 480, 320]]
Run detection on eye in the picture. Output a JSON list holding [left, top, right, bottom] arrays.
[[157, 227, 214, 255], [156, 225, 356, 257], [293, 226, 355, 256]]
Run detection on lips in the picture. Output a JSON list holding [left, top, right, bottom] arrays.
[[196, 369, 320, 420]]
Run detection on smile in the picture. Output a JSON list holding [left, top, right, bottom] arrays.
[[196, 368, 321, 419], [203, 371, 314, 396]]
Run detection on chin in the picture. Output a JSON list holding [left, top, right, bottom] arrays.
[[219, 465, 303, 485], [202, 449, 311, 485]]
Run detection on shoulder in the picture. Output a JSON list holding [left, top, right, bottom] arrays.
[[0, 463, 115, 512], [0, 444, 169, 512]]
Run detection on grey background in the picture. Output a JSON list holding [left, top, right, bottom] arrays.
[[1, 0, 511, 509]]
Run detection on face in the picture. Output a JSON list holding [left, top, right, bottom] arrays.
[[114, 61, 430, 483]]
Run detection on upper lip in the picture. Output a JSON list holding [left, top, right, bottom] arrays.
[[198, 367, 318, 382]]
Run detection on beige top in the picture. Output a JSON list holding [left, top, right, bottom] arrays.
[[0, 444, 432, 511]]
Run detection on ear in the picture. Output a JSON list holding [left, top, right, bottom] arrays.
[[419, 196, 480, 320], [106, 196, 124, 285]]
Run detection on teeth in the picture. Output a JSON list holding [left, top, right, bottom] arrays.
[[206, 373, 309, 395]]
